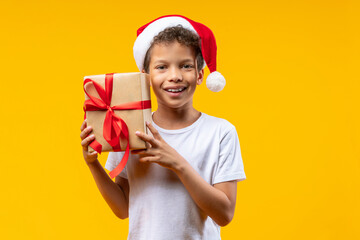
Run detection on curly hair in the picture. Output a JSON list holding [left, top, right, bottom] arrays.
[[143, 25, 204, 73]]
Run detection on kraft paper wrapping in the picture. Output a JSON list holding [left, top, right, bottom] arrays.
[[84, 72, 152, 153]]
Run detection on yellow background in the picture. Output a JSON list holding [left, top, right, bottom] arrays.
[[0, 0, 359, 239]]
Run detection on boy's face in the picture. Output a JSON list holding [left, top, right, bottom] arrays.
[[144, 41, 204, 110]]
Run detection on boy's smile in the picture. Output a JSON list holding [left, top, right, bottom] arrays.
[[147, 41, 204, 110]]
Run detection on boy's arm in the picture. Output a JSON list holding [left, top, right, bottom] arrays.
[[80, 119, 129, 219], [86, 161, 129, 219], [133, 122, 238, 226], [175, 163, 237, 227]]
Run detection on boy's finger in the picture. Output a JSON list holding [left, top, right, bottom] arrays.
[[135, 131, 159, 147], [145, 141, 152, 149], [146, 121, 162, 140], [80, 119, 87, 131], [81, 134, 95, 149], [80, 126, 92, 140], [139, 156, 160, 163], [89, 151, 98, 156]]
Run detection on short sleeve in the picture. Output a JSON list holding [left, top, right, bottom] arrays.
[[213, 126, 246, 184], [105, 152, 128, 179]]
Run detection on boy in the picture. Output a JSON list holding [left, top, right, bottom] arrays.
[[80, 15, 246, 239]]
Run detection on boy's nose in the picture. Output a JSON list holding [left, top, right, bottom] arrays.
[[168, 67, 182, 82]]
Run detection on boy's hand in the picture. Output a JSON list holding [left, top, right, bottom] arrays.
[[132, 122, 185, 171], [80, 119, 98, 164]]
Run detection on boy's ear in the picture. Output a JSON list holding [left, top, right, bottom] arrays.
[[196, 69, 204, 85]]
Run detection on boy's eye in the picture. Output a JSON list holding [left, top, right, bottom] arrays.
[[183, 64, 194, 69], [156, 65, 166, 70]]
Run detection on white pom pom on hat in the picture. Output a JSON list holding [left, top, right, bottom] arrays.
[[133, 15, 226, 92]]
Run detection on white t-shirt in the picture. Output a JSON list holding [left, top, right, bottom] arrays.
[[105, 113, 246, 240]]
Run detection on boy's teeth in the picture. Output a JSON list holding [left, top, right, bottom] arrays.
[[167, 88, 184, 92]]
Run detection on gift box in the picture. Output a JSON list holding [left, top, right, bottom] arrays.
[[83, 72, 152, 178]]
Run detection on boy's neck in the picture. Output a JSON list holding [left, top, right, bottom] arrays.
[[152, 104, 201, 130]]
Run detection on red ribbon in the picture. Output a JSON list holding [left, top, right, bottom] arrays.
[[83, 73, 151, 178]]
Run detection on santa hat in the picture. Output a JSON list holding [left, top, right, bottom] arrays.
[[133, 15, 226, 92]]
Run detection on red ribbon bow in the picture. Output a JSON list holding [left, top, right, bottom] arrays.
[[83, 73, 151, 178]]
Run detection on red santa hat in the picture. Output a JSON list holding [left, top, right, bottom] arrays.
[[133, 15, 226, 92]]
